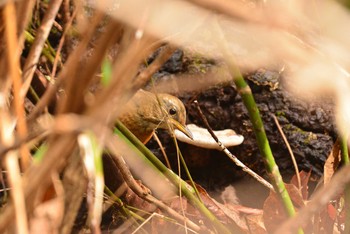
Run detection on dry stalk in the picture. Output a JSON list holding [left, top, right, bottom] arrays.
[[16, 0, 36, 44], [0, 103, 28, 233], [106, 133, 203, 233], [21, 0, 63, 99], [3, 1, 31, 169], [58, 20, 123, 114], [152, 132, 172, 169], [51, 8, 78, 78], [86, 33, 157, 122], [27, 11, 105, 122], [272, 114, 301, 191], [134, 44, 177, 89], [0, 135, 76, 232], [132, 213, 197, 234], [4, 151, 28, 234]]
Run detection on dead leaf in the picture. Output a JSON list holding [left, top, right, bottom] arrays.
[[290, 170, 312, 200], [324, 140, 341, 185], [263, 183, 306, 233]]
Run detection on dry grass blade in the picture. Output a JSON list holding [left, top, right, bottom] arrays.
[[272, 114, 301, 191], [134, 44, 177, 89], [152, 132, 172, 169], [78, 133, 104, 234], [3, 0, 31, 170], [0, 111, 28, 234], [106, 134, 202, 232], [86, 33, 157, 121], [0, 35, 28, 230], [51, 8, 78, 78], [21, 0, 63, 99], [27, 10, 105, 122], [0, 134, 76, 232], [58, 20, 123, 114], [16, 0, 36, 43], [4, 152, 28, 234]]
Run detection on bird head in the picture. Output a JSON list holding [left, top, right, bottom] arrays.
[[154, 93, 193, 140], [119, 90, 193, 143]]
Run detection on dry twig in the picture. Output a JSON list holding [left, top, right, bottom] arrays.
[[272, 114, 301, 191], [194, 100, 273, 190], [106, 134, 203, 233], [22, 0, 63, 99]]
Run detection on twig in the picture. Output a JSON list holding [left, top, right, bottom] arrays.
[[0, 87, 28, 234], [27, 11, 105, 122], [106, 137, 202, 233], [4, 152, 28, 234], [134, 45, 177, 89], [131, 213, 197, 234], [63, 0, 71, 24], [272, 114, 301, 191], [58, 20, 123, 114], [1, 0, 29, 221], [21, 0, 63, 99], [51, 8, 78, 79], [0, 129, 48, 157], [16, 0, 36, 51], [3, 0, 31, 170], [193, 100, 273, 190], [0, 135, 76, 233], [114, 121, 232, 234], [152, 133, 172, 169]]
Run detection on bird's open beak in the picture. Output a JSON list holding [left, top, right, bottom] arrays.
[[168, 118, 193, 140]]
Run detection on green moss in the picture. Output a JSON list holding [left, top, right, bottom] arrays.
[[283, 123, 317, 145], [275, 111, 286, 117]]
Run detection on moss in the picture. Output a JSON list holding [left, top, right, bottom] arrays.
[[282, 122, 317, 145], [275, 111, 286, 117]]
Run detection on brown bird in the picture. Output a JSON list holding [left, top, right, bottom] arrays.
[[119, 90, 193, 144]]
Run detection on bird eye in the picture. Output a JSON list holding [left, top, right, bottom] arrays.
[[169, 107, 177, 115]]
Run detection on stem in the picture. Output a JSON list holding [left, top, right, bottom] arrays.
[[341, 136, 350, 234], [236, 75, 296, 212], [341, 136, 349, 164], [212, 17, 298, 221], [114, 121, 232, 234]]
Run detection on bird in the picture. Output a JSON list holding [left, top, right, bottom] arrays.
[[118, 90, 193, 144]]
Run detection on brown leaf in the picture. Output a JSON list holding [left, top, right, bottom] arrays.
[[244, 211, 268, 234], [195, 183, 266, 233], [167, 182, 256, 233], [317, 205, 337, 234], [263, 183, 306, 233], [324, 140, 341, 185], [290, 170, 312, 200], [263, 189, 287, 232], [224, 204, 266, 234]]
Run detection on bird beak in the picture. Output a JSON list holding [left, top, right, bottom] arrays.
[[168, 118, 193, 140]]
